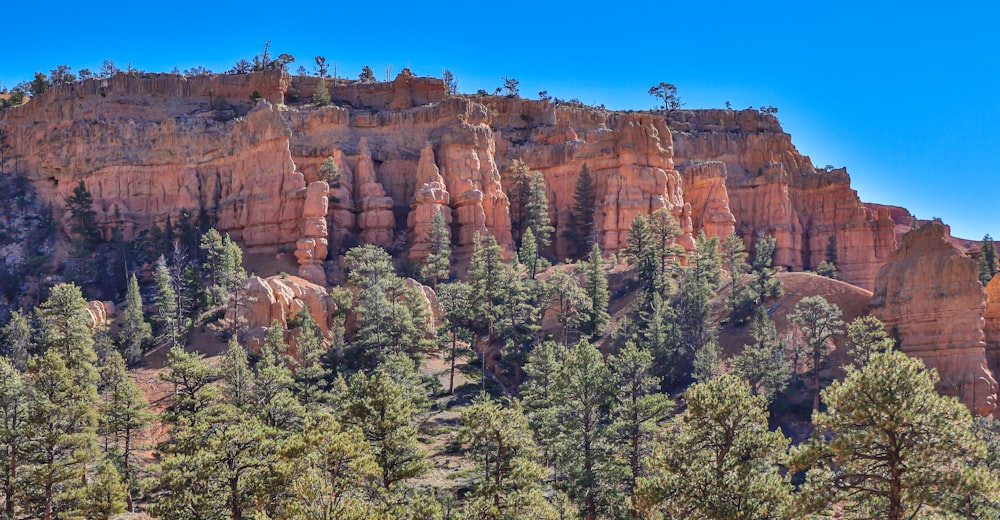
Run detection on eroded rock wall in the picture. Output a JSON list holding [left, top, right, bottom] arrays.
[[870, 222, 997, 415]]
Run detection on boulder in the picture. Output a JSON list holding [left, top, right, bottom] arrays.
[[229, 275, 335, 352]]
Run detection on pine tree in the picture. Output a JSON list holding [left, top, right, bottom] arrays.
[[541, 269, 590, 346], [97, 351, 152, 512], [420, 206, 452, 291], [732, 307, 790, 403], [459, 395, 557, 520], [0, 358, 27, 517], [636, 374, 791, 519], [278, 413, 379, 519], [117, 273, 152, 365], [23, 351, 99, 520], [159, 345, 215, 417], [552, 339, 614, 518], [845, 315, 894, 367], [520, 341, 566, 466], [76, 460, 127, 519], [750, 234, 782, 304], [524, 170, 554, 271], [469, 233, 516, 380], [721, 231, 751, 320], [581, 243, 610, 338], [221, 336, 252, 409], [253, 322, 304, 430], [65, 180, 100, 246], [789, 296, 844, 411], [313, 76, 331, 105], [35, 283, 97, 379], [518, 226, 540, 279], [561, 163, 598, 259], [292, 307, 328, 407], [608, 343, 674, 509], [506, 159, 533, 240], [790, 349, 996, 520], [625, 214, 655, 289], [437, 281, 475, 395], [648, 208, 685, 294], [0, 309, 31, 371], [980, 234, 998, 286], [340, 370, 429, 498], [152, 256, 179, 346]]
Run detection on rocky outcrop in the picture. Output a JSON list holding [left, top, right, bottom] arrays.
[[680, 161, 736, 240], [407, 143, 451, 261], [86, 300, 113, 329], [870, 222, 997, 415], [984, 274, 1000, 376], [668, 109, 896, 290], [295, 181, 330, 284], [229, 275, 334, 351], [1, 71, 901, 288]]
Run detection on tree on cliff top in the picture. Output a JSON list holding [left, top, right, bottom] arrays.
[[648, 82, 681, 110]]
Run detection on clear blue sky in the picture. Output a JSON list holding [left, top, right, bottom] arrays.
[[4, 0, 998, 240]]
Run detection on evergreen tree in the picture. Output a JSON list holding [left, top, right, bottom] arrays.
[[77, 460, 127, 519], [624, 214, 656, 291], [524, 171, 554, 252], [518, 227, 540, 280], [97, 351, 152, 512], [278, 413, 379, 519], [35, 283, 97, 378], [721, 231, 751, 320], [291, 307, 329, 407], [541, 269, 590, 346], [65, 180, 100, 246], [437, 281, 475, 395], [750, 234, 782, 305], [648, 208, 685, 294], [561, 163, 598, 259], [313, 76, 331, 105], [845, 315, 894, 367], [608, 343, 674, 509], [581, 243, 610, 338], [506, 159, 533, 240], [152, 256, 179, 347], [152, 402, 278, 520], [252, 322, 305, 430], [732, 307, 790, 403], [520, 341, 566, 466], [552, 339, 614, 518], [0, 358, 27, 517], [691, 231, 723, 291], [636, 374, 791, 519], [663, 266, 717, 385], [340, 370, 428, 498], [159, 345, 215, 417], [420, 206, 452, 291], [981, 234, 999, 286], [790, 349, 995, 520], [469, 233, 516, 377], [221, 336, 253, 409], [0, 309, 31, 371], [459, 395, 557, 520], [789, 295, 844, 411], [117, 273, 152, 365], [23, 351, 99, 520]]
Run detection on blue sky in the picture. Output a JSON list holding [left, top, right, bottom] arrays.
[[4, 0, 998, 240]]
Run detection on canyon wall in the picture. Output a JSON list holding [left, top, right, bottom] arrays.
[[0, 70, 897, 290], [870, 222, 997, 415]]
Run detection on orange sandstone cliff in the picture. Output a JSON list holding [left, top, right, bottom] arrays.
[[0, 70, 898, 290]]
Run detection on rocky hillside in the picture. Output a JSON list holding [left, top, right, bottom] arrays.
[[0, 69, 896, 290]]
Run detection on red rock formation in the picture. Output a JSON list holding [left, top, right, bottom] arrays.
[[870, 222, 997, 415], [407, 144, 452, 261], [669, 109, 895, 290], [230, 274, 335, 352], [680, 161, 736, 240], [985, 274, 1000, 376], [86, 300, 113, 329], [295, 181, 330, 284], [355, 138, 395, 248]]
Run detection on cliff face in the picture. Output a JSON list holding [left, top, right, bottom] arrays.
[[668, 109, 896, 290], [869, 222, 997, 415], [0, 70, 896, 289]]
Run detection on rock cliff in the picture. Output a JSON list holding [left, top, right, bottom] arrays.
[[869, 222, 997, 415], [0, 70, 900, 290]]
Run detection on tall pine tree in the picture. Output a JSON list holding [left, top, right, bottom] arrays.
[[561, 163, 598, 259]]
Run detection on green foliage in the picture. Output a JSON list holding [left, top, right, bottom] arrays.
[[581, 243, 610, 338], [981, 234, 998, 286], [721, 232, 752, 321], [561, 163, 598, 259], [0, 309, 31, 371], [35, 283, 98, 380], [340, 370, 429, 496], [637, 374, 791, 519], [609, 343, 674, 504], [790, 349, 995, 519], [506, 159, 532, 241], [751, 234, 783, 303], [517, 227, 539, 279], [0, 357, 28, 517], [359, 65, 376, 83], [541, 269, 590, 346], [221, 337, 252, 408], [437, 281, 475, 395], [313, 76, 331, 105], [648, 82, 681, 110], [732, 307, 790, 403], [152, 256, 180, 346], [117, 274, 151, 365], [76, 461, 127, 519], [523, 170, 554, 275], [789, 295, 844, 411], [419, 206, 451, 290], [460, 395, 556, 520], [159, 345, 215, 417], [65, 180, 101, 247], [815, 260, 838, 279], [519, 339, 566, 462], [97, 351, 152, 510]]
